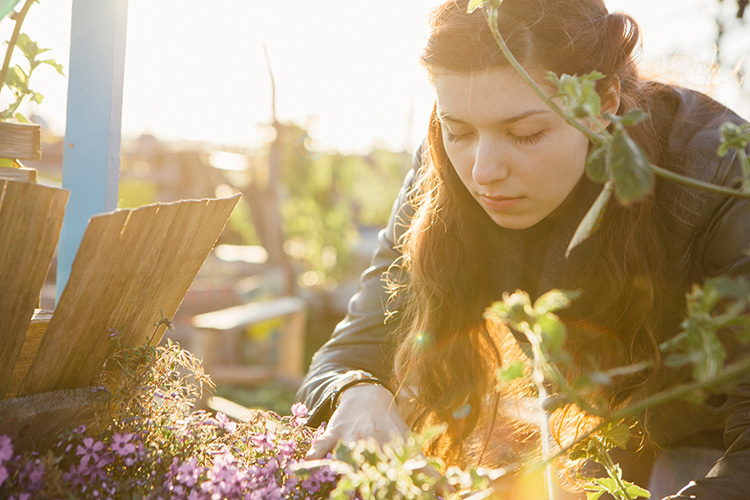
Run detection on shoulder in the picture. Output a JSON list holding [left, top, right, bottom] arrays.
[[653, 85, 746, 183], [650, 85, 748, 227]]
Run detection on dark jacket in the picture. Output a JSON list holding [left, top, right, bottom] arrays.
[[296, 85, 750, 499]]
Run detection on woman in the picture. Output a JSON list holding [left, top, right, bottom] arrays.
[[297, 0, 750, 497]]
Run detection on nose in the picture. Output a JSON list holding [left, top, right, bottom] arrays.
[[472, 136, 510, 186]]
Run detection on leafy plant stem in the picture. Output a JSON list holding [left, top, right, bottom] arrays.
[[649, 162, 750, 198], [529, 342, 558, 500], [739, 148, 750, 192], [543, 363, 600, 417], [481, 5, 601, 144], [0, 0, 34, 98], [599, 443, 633, 500], [540, 353, 750, 468]]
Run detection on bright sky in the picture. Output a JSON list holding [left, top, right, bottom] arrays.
[[5, 0, 750, 154]]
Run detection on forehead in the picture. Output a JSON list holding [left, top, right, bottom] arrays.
[[433, 67, 553, 124]]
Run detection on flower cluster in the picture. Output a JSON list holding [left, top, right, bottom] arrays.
[[0, 337, 491, 499], [0, 337, 341, 499], [0, 405, 338, 499]]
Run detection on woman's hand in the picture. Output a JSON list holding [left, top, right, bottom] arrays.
[[305, 383, 409, 459], [305, 384, 456, 496]]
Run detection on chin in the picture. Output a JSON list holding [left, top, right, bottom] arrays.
[[488, 213, 544, 230]]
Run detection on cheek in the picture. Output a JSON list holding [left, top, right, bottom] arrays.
[[444, 145, 475, 186], [544, 136, 587, 184]]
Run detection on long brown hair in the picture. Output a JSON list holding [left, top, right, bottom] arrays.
[[389, 0, 671, 465]]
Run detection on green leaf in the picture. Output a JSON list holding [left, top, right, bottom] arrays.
[[497, 360, 526, 383], [586, 477, 650, 500], [586, 144, 609, 183], [598, 422, 631, 450], [13, 112, 30, 123], [549, 71, 605, 121], [610, 129, 654, 204], [5, 65, 29, 89], [707, 275, 750, 301], [533, 289, 580, 314], [15, 33, 39, 60], [717, 122, 750, 156], [31, 91, 43, 104], [566, 181, 613, 257], [40, 58, 65, 76], [619, 108, 649, 127], [466, 0, 486, 13], [0, 0, 22, 21], [536, 315, 566, 353], [487, 290, 532, 323], [586, 489, 605, 500]]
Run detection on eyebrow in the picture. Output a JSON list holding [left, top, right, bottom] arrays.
[[437, 109, 551, 125]]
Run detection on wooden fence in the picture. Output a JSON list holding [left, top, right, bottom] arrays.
[[0, 178, 239, 450]]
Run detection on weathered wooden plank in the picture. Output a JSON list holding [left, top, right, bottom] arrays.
[[0, 122, 41, 160], [4, 310, 53, 399], [0, 180, 68, 398], [0, 165, 38, 183], [18, 195, 240, 396], [207, 395, 255, 423], [191, 296, 306, 331], [0, 387, 105, 452]]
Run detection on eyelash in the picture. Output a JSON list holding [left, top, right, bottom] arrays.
[[443, 129, 546, 145], [512, 131, 545, 145]]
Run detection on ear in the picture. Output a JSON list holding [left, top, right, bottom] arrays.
[[598, 78, 621, 128]]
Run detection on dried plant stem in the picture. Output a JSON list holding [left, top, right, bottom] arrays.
[[0, 0, 34, 96]]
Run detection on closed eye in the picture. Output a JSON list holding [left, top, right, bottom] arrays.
[[444, 128, 473, 143], [511, 131, 545, 145]]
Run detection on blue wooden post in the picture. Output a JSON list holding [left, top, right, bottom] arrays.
[[57, 0, 128, 302]]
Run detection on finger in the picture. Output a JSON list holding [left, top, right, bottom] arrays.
[[305, 431, 339, 460]]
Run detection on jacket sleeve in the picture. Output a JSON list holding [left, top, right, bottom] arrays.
[[666, 145, 750, 499], [295, 157, 419, 428]]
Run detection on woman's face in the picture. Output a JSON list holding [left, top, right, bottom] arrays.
[[434, 67, 590, 229]]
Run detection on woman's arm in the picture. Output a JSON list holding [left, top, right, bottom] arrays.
[[295, 155, 419, 430]]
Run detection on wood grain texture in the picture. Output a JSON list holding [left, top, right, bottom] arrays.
[[4, 310, 53, 399], [0, 180, 68, 398], [18, 195, 240, 396], [0, 166, 38, 183], [0, 122, 42, 160], [0, 387, 105, 452]]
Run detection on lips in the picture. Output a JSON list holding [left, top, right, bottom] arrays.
[[480, 193, 523, 211], [482, 193, 519, 202]]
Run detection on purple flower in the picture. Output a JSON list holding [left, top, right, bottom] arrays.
[[76, 437, 104, 466], [215, 412, 237, 434], [176, 457, 201, 487], [291, 403, 308, 426], [275, 439, 296, 459], [186, 490, 204, 500], [302, 466, 335, 494], [248, 483, 282, 500], [302, 474, 322, 493], [251, 432, 276, 453], [0, 435, 13, 462], [19, 459, 45, 490], [0, 464, 8, 487], [111, 432, 136, 457], [318, 465, 337, 483]]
